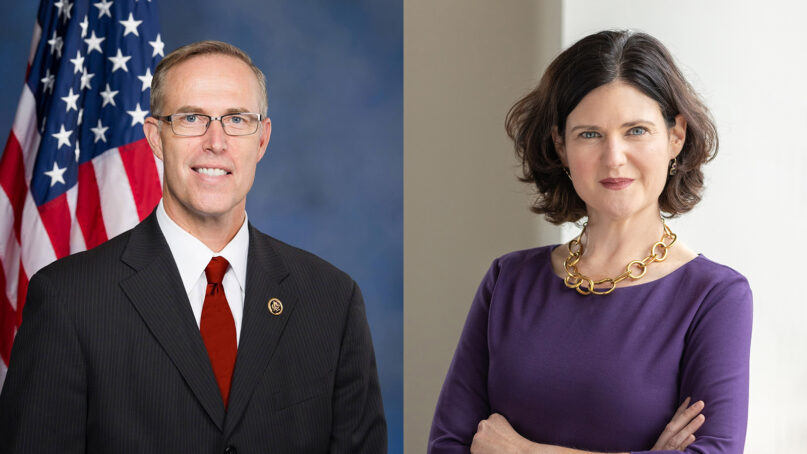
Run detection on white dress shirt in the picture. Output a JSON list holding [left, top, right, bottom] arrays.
[[155, 200, 249, 345]]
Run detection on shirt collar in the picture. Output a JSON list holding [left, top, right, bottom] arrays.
[[155, 200, 250, 295]]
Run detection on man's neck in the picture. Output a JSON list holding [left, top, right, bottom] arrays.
[[162, 202, 245, 253]]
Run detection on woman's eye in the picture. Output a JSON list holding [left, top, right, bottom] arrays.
[[628, 126, 647, 135], [580, 131, 600, 139]]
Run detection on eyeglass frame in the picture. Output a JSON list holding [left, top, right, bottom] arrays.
[[153, 112, 265, 137]]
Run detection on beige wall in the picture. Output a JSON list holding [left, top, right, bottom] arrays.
[[404, 1, 561, 452]]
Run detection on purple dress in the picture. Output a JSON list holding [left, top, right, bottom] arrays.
[[428, 245, 752, 454]]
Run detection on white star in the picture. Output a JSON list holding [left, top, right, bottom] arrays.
[[84, 31, 105, 54], [44, 162, 68, 187], [108, 48, 131, 72], [119, 13, 142, 37], [79, 15, 88, 38], [52, 125, 73, 149], [69, 50, 84, 74], [77, 108, 83, 126], [149, 34, 164, 57], [90, 119, 109, 143], [94, 0, 113, 19], [47, 31, 63, 58], [74, 142, 81, 162], [127, 103, 148, 126], [137, 68, 153, 91], [80, 67, 95, 90], [61, 88, 80, 112], [54, 1, 72, 22], [40, 69, 55, 94], [100, 83, 118, 107]]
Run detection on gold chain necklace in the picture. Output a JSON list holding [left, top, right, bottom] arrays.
[[564, 221, 677, 295]]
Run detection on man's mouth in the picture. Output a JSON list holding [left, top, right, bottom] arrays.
[[194, 167, 230, 176]]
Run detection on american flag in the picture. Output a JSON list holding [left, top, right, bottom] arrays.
[[0, 0, 163, 388]]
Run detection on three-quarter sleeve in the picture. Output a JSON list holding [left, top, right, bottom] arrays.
[[632, 274, 753, 454], [428, 260, 500, 453]]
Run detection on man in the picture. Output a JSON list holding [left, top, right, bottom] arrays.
[[0, 41, 386, 453]]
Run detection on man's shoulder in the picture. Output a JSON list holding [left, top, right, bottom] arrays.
[[34, 229, 134, 282]]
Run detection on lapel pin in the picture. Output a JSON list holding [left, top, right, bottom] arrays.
[[267, 298, 283, 316]]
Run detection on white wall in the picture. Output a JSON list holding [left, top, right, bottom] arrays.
[[561, 2, 807, 451], [405, 0, 807, 452]]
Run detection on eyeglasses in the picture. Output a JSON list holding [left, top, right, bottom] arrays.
[[155, 112, 263, 137]]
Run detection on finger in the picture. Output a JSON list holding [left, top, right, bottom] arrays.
[[674, 397, 692, 417], [679, 434, 696, 450], [670, 414, 706, 449], [667, 400, 704, 434]]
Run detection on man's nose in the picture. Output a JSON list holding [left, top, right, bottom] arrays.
[[203, 118, 228, 152]]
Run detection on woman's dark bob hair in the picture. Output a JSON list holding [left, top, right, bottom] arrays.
[[506, 30, 718, 224]]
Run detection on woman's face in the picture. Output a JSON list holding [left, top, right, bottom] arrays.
[[554, 81, 686, 223]]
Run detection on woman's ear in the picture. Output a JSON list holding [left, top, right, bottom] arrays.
[[669, 114, 687, 157], [551, 126, 567, 165]]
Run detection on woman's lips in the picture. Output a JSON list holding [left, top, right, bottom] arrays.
[[599, 178, 634, 190]]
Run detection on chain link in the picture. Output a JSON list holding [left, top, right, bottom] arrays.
[[564, 222, 677, 295]]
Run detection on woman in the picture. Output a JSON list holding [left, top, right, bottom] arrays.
[[428, 30, 752, 454]]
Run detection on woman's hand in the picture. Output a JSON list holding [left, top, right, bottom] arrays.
[[651, 397, 706, 451], [471, 413, 537, 454]]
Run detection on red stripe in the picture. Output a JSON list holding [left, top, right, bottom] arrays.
[[37, 193, 71, 259], [76, 161, 108, 249], [119, 139, 162, 220], [0, 133, 28, 242], [17, 261, 28, 327], [0, 260, 14, 365]]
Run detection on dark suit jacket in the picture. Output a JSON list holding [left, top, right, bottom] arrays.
[[0, 212, 386, 453]]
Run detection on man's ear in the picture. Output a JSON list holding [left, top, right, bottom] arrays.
[[256, 117, 272, 162], [143, 117, 164, 161], [669, 114, 687, 158], [551, 126, 567, 165]]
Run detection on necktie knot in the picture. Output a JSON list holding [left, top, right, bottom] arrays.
[[205, 256, 229, 285]]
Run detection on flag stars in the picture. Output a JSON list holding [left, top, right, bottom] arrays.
[[44, 162, 68, 187], [40, 69, 55, 94], [109, 49, 131, 72], [61, 88, 80, 112], [100, 83, 118, 107], [127, 103, 148, 126], [52, 125, 73, 149], [120, 13, 142, 37], [70, 50, 84, 74], [94, 0, 113, 19], [54, 0, 73, 22], [149, 34, 164, 57], [79, 15, 89, 38], [80, 67, 95, 90], [84, 31, 105, 55], [137, 68, 153, 91], [90, 119, 109, 143], [48, 31, 64, 58]]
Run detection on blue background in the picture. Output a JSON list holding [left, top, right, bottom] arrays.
[[0, 1, 403, 451]]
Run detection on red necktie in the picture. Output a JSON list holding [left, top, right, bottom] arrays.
[[200, 256, 237, 408]]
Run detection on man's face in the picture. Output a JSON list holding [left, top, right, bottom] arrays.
[[144, 53, 271, 231]]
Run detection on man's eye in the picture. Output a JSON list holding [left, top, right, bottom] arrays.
[[628, 126, 647, 135], [183, 114, 197, 123], [580, 131, 599, 139], [229, 116, 244, 124]]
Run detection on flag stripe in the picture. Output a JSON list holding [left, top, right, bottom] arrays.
[[65, 185, 86, 255], [94, 149, 140, 239], [0, 261, 14, 365], [76, 162, 108, 249], [16, 261, 28, 327], [119, 139, 162, 220], [0, 134, 27, 242], [20, 192, 56, 278], [12, 87, 40, 184], [36, 194, 71, 259]]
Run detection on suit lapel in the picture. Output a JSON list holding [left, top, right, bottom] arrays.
[[118, 213, 226, 430], [224, 224, 297, 436]]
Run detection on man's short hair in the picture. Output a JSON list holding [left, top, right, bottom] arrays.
[[150, 40, 268, 116]]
